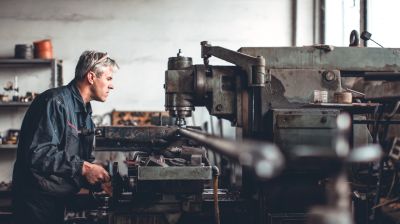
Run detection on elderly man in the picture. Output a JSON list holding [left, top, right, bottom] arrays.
[[12, 51, 119, 224]]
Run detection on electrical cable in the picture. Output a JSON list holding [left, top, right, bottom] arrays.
[[385, 101, 400, 119], [212, 166, 220, 224], [368, 104, 384, 222], [386, 168, 398, 198], [210, 116, 220, 169], [372, 102, 395, 222]]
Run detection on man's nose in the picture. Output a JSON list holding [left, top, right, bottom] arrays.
[[109, 84, 114, 89]]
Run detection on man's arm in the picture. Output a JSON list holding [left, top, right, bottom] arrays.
[[28, 98, 109, 185]]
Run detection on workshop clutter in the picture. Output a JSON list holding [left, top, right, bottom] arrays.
[[14, 44, 34, 59], [0, 91, 38, 103], [313, 90, 328, 103], [14, 39, 53, 59], [33, 39, 53, 59], [111, 110, 173, 126], [313, 90, 354, 104], [0, 129, 20, 145], [0, 77, 38, 103]]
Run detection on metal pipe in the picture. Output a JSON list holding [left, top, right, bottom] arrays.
[[212, 166, 220, 224], [360, 0, 368, 47], [217, 118, 223, 138], [313, 0, 318, 44], [200, 41, 266, 87], [249, 87, 263, 138], [385, 101, 400, 119], [178, 128, 284, 179], [291, 0, 297, 46], [320, 0, 326, 44]]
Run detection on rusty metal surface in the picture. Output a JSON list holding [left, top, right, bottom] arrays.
[[239, 47, 400, 71], [168, 55, 192, 70], [271, 109, 339, 154], [201, 41, 266, 87], [111, 111, 172, 126], [137, 166, 212, 180], [263, 69, 341, 108], [160, 42, 400, 224], [206, 66, 238, 116], [304, 102, 380, 114], [178, 128, 284, 179], [111, 214, 168, 224], [96, 126, 177, 141], [275, 114, 337, 129], [164, 69, 194, 93], [364, 81, 400, 100], [95, 126, 178, 151]]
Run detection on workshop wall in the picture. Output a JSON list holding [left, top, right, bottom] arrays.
[[368, 0, 400, 47], [0, 0, 316, 115], [0, 0, 314, 182]]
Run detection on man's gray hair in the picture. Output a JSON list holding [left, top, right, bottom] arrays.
[[74, 50, 119, 81]]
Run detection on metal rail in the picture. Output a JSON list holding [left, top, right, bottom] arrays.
[[178, 128, 284, 179]]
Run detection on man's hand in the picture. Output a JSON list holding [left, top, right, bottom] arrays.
[[82, 161, 110, 184], [101, 181, 113, 196]]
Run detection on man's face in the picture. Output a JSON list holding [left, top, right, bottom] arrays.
[[91, 66, 114, 102]]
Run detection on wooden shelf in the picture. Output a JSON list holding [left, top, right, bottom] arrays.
[[0, 58, 62, 67], [0, 58, 63, 87], [0, 102, 31, 107], [0, 145, 17, 150]]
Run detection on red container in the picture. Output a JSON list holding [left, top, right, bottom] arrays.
[[33, 39, 53, 59]]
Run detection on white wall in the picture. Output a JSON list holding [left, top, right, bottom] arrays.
[[0, 0, 296, 116], [325, 0, 400, 48], [296, 0, 315, 45], [325, 0, 360, 46], [0, 0, 316, 182], [368, 0, 400, 47]]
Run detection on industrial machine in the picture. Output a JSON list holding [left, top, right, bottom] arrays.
[[67, 41, 400, 224], [163, 41, 399, 223]]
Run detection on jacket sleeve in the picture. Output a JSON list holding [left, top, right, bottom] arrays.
[[28, 97, 84, 179]]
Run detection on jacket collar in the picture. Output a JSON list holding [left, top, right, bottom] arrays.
[[67, 80, 92, 114]]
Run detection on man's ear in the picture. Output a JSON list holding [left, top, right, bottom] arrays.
[[87, 71, 96, 85]]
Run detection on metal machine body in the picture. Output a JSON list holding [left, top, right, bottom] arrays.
[[165, 43, 400, 133], [164, 42, 400, 224], [92, 126, 213, 224], [79, 125, 283, 224]]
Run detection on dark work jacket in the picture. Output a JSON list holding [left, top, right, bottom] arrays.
[[12, 80, 95, 197]]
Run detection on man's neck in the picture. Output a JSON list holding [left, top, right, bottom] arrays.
[[75, 80, 91, 104]]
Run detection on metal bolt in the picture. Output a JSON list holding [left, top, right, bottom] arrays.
[[322, 71, 336, 82], [177, 49, 183, 57], [95, 129, 103, 136], [216, 104, 223, 111]]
